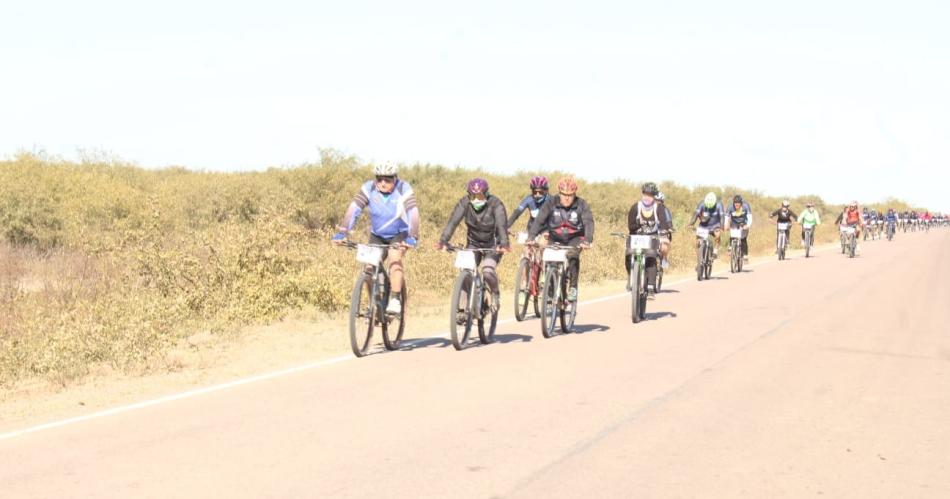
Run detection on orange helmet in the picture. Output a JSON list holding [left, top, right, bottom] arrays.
[[557, 176, 578, 195]]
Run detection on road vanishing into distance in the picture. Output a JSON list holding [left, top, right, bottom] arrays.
[[3, 231, 950, 498]]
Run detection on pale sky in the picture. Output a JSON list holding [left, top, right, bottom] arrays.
[[2, 0, 948, 210]]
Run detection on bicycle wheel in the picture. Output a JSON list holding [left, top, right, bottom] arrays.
[[348, 273, 375, 357], [541, 266, 559, 338], [849, 234, 856, 258], [805, 231, 812, 258], [449, 271, 474, 350], [477, 287, 497, 345], [514, 257, 530, 322], [696, 241, 706, 281], [382, 275, 405, 351], [729, 241, 737, 273], [560, 271, 577, 334], [778, 233, 786, 261], [631, 259, 641, 324]]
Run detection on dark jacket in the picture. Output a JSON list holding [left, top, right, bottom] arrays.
[[628, 201, 673, 235], [528, 195, 595, 245], [439, 195, 509, 249], [770, 208, 798, 223]]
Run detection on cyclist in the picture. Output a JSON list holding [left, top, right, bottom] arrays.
[[886, 208, 898, 237], [798, 202, 821, 247], [689, 192, 726, 258], [437, 178, 510, 312], [332, 163, 420, 314], [528, 176, 595, 303], [725, 194, 754, 263], [769, 200, 797, 253], [627, 182, 672, 291], [507, 176, 550, 231], [836, 201, 864, 251]]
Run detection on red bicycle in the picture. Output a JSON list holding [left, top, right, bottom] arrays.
[[513, 232, 542, 321]]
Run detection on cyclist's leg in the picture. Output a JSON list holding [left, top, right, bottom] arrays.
[[481, 252, 501, 296], [378, 233, 408, 294]]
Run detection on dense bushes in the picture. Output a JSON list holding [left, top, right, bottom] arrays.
[[0, 151, 923, 386]]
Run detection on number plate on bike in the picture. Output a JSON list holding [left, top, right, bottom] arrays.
[[629, 235, 654, 250], [517, 232, 529, 244], [840, 226, 855, 235], [777, 223, 790, 230], [454, 250, 478, 270], [356, 245, 384, 265], [730, 228, 743, 239], [803, 222, 815, 229], [695, 227, 710, 238], [542, 248, 568, 263]]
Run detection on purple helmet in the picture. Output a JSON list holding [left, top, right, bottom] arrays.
[[529, 176, 549, 190], [467, 178, 489, 195]]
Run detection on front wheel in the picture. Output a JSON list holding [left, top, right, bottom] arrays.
[[478, 285, 497, 344], [631, 259, 641, 324], [381, 276, 405, 351], [349, 273, 376, 357], [696, 241, 706, 281], [449, 271, 474, 350], [805, 231, 812, 258], [514, 257, 530, 322], [541, 265, 560, 338]]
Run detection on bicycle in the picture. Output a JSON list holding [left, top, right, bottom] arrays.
[[694, 226, 715, 281], [445, 245, 499, 350], [887, 222, 896, 241], [513, 232, 542, 322], [776, 222, 791, 261], [802, 222, 815, 258], [612, 232, 660, 323], [533, 242, 585, 338], [729, 226, 745, 273], [839, 225, 857, 258], [341, 241, 406, 357]]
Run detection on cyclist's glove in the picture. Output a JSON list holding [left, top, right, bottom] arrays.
[[331, 232, 346, 242], [404, 237, 418, 248]]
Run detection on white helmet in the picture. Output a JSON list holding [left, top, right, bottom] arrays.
[[374, 162, 398, 176]]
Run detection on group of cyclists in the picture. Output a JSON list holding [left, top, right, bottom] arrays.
[[330, 164, 944, 350]]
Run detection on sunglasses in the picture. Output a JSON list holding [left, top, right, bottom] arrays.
[[375, 176, 396, 184], [532, 190, 547, 195]]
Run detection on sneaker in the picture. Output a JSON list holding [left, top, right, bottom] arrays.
[[489, 292, 500, 313], [386, 297, 402, 315], [661, 258, 669, 270], [567, 287, 578, 302]]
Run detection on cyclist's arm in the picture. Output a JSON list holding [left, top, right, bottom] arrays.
[[339, 186, 371, 232], [507, 198, 528, 228], [527, 201, 552, 240], [627, 204, 639, 234], [789, 210, 798, 222], [745, 204, 753, 228], [688, 205, 701, 225], [580, 199, 595, 243], [769, 209, 779, 219], [493, 200, 510, 247], [405, 193, 421, 239], [438, 198, 467, 245]]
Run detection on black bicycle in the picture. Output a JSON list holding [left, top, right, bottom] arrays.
[[802, 222, 816, 258], [776, 222, 791, 261], [613, 232, 660, 323], [341, 241, 406, 357], [534, 242, 584, 338], [729, 227, 745, 273], [445, 245, 499, 350], [839, 225, 857, 258], [694, 226, 714, 281]]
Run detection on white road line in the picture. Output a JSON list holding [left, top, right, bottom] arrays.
[[0, 242, 840, 441]]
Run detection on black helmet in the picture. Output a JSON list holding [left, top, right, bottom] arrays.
[[733, 195, 744, 204], [641, 182, 659, 196]]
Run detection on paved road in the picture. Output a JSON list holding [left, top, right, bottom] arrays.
[[3, 231, 950, 498]]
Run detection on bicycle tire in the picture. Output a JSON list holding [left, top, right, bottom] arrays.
[[514, 257, 530, 322], [541, 266, 559, 338], [477, 278, 496, 344], [631, 259, 641, 324], [381, 275, 405, 351], [348, 273, 375, 357], [449, 271, 474, 350]]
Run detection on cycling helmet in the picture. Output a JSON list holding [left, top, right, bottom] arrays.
[[467, 178, 489, 195], [733, 195, 744, 205], [704, 192, 717, 209], [557, 176, 578, 195], [641, 182, 659, 196], [782, 200, 790, 208], [529, 176, 549, 191], [656, 192, 666, 202], [374, 162, 398, 176]]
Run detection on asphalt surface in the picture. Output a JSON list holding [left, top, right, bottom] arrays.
[[3, 230, 949, 498]]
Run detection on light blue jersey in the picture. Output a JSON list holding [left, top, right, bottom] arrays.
[[342, 179, 420, 239]]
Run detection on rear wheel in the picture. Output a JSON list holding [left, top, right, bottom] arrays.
[[348, 273, 375, 357], [696, 241, 706, 281], [849, 234, 857, 258], [541, 266, 560, 338], [805, 231, 812, 258], [449, 271, 474, 350], [381, 276, 405, 351], [514, 257, 530, 322]]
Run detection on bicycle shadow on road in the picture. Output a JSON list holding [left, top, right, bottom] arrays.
[[573, 323, 610, 335], [493, 333, 533, 344], [401, 337, 453, 350], [643, 311, 677, 321]]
